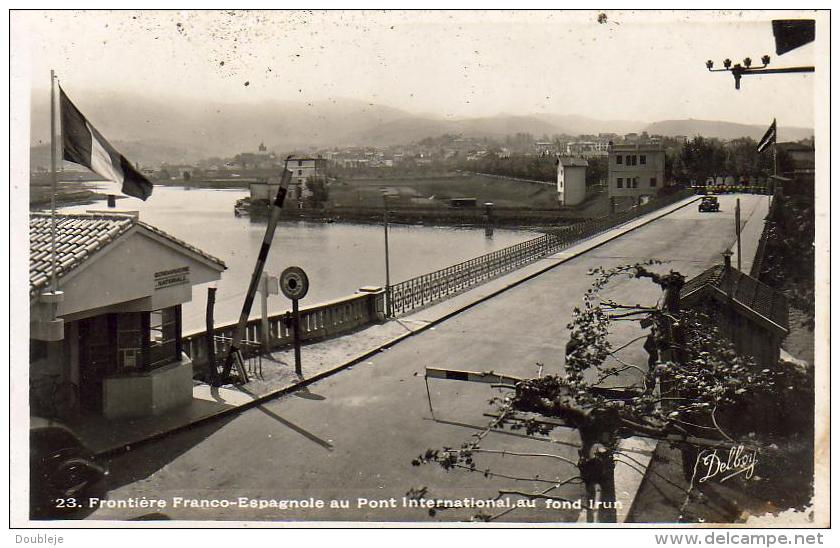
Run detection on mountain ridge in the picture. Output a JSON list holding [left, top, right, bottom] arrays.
[[27, 91, 813, 165]]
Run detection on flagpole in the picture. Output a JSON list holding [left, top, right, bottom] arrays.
[[49, 69, 58, 294]]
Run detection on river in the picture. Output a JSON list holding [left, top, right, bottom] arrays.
[[59, 186, 539, 332]]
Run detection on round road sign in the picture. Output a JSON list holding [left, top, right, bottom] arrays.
[[279, 266, 309, 300]]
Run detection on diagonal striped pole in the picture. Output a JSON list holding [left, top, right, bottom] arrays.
[[219, 164, 292, 384]]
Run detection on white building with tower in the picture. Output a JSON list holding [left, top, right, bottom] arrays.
[[556, 156, 588, 206]]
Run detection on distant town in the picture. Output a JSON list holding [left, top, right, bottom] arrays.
[[30, 128, 815, 224]]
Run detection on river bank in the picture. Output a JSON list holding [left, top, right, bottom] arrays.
[[235, 199, 587, 229], [30, 185, 112, 210]]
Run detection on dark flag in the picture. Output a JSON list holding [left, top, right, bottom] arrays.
[[60, 87, 153, 200], [757, 119, 777, 153]]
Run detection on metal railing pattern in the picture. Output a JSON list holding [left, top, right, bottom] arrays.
[[182, 290, 385, 368], [388, 189, 695, 317], [749, 194, 778, 279]]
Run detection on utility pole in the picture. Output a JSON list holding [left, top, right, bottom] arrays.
[[735, 198, 742, 271]]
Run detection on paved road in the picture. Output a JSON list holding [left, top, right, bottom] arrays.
[[81, 195, 763, 523]]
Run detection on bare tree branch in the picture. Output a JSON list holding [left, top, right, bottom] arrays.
[[466, 448, 579, 468]]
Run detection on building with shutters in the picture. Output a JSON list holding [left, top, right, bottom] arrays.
[[249, 156, 327, 204], [607, 143, 666, 204]]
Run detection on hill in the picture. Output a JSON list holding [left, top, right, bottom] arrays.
[[643, 119, 813, 142], [29, 90, 412, 156], [27, 90, 814, 165]]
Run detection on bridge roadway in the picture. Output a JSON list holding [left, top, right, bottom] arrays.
[[84, 194, 766, 523]]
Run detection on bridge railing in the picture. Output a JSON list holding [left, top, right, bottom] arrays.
[[388, 189, 694, 317], [690, 184, 771, 195], [182, 288, 386, 370], [749, 192, 779, 279]]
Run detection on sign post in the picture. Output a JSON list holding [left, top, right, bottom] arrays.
[[259, 272, 279, 353], [280, 266, 309, 377]]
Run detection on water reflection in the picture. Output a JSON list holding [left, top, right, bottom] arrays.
[[60, 186, 538, 331]]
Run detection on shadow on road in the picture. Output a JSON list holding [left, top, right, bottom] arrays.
[[255, 405, 334, 451], [39, 413, 239, 521], [292, 387, 326, 401]]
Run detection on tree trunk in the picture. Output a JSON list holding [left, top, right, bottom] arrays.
[[205, 287, 217, 384], [579, 426, 620, 523]]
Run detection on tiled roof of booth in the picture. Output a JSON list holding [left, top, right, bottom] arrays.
[[30, 213, 226, 297], [680, 264, 789, 332]]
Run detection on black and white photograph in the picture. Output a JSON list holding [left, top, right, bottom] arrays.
[[8, 7, 831, 535]]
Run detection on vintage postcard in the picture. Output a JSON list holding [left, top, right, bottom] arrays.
[[8, 8, 831, 537]]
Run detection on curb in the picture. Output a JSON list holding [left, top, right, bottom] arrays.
[[97, 196, 700, 458]]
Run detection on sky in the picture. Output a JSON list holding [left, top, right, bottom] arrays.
[[12, 9, 821, 127]]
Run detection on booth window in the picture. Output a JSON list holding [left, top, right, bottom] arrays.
[[116, 313, 143, 370], [147, 307, 181, 369]]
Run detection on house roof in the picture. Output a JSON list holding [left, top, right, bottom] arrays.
[[609, 144, 665, 152], [680, 264, 789, 334], [558, 157, 588, 168], [30, 213, 226, 297], [287, 156, 326, 162]]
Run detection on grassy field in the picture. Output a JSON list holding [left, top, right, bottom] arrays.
[[326, 173, 560, 209]]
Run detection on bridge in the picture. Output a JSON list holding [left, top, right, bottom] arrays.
[[82, 192, 772, 522]]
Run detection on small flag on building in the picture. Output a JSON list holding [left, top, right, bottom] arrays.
[[60, 87, 154, 200], [757, 119, 777, 153]]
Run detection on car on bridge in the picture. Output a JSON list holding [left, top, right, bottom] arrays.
[[698, 196, 720, 212]]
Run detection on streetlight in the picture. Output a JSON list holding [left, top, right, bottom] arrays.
[[705, 53, 813, 90], [381, 190, 394, 317]]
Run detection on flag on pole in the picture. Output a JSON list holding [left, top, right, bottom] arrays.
[[60, 87, 153, 200], [757, 119, 777, 153]]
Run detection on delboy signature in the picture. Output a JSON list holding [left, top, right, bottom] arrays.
[[697, 445, 759, 483]]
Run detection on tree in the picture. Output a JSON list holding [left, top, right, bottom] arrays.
[[759, 193, 815, 326], [674, 137, 727, 184], [304, 177, 329, 207], [412, 261, 790, 522], [775, 148, 795, 177], [585, 156, 608, 187], [725, 137, 773, 179]]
